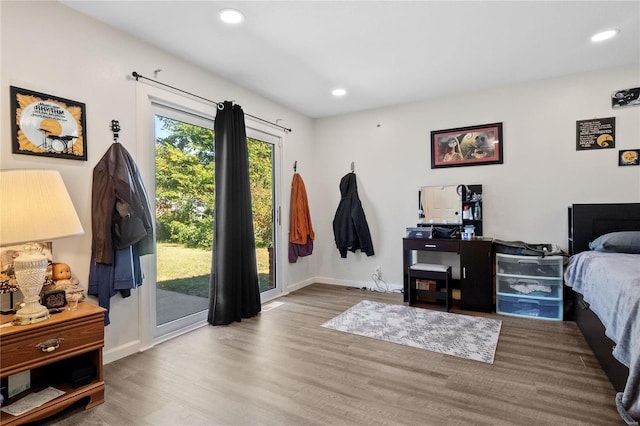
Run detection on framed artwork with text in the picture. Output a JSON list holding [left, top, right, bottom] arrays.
[[10, 86, 87, 161]]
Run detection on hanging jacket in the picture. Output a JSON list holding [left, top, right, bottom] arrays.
[[90, 143, 154, 324], [289, 172, 315, 263], [88, 245, 142, 326], [332, 172, 374, 258], [91, 143, 155, 264]]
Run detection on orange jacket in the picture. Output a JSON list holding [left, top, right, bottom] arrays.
[[289, 173, 314, 244]]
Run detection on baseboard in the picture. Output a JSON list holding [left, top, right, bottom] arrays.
[[104, 340, 141, 365], [284, 277, 316, 293], [313, 277, 403, 293]]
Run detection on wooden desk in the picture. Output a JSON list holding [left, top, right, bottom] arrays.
[[0, 302, 105, 425], [403, 237, 493, 312]]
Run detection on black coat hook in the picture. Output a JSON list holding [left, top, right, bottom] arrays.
[[111, 120, 120, 143]]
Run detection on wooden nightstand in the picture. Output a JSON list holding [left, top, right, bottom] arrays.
[[0, 302, 105, 425]]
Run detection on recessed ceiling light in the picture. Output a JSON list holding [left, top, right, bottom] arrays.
[[219, 8, 244, 24], [591, 29, 619, 42], [332, 88, 347, 97]]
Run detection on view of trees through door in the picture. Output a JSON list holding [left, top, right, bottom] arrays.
[[154, 113, 276, 326]]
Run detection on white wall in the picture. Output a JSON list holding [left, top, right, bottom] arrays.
[[1, 1, 315, 362], [1, 1, 639, 363], [312, 66, 640, 290]]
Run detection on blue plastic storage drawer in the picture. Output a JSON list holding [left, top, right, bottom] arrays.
[[496, 295, 562, 321]]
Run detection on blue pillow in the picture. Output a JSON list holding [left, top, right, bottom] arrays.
[[589, 231, 640, 254]]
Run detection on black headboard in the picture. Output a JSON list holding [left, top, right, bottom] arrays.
[[569, 203, 640, 255]]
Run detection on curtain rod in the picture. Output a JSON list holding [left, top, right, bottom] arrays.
[[131, 71, 292, 133]]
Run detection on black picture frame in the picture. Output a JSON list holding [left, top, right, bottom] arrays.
[[10, 86, 87, 161], [576, 117, 615, 151], [619, 149, 639, 166], [431, 122, 503, 169], [612, 87, 640, 109]]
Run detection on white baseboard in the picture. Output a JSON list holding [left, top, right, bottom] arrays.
[[299, 277, 403, 292], [284, 277, 315, 293], [104, 340, 140, 365]]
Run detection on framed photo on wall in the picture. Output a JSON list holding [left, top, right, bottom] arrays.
[[10, 86, 87, 161], [612, 87, 640, 109], [619, 149, 639, 166], [431, 122, 503, 169]]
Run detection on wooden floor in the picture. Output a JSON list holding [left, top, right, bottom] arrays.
[[43, 283, 624, 425]]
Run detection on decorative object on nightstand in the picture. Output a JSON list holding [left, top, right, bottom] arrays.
[[0, 170, 84, 325], [41, 290, 67, 310], [51, 263, 85, 307]]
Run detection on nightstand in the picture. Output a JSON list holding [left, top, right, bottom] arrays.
[[0, 302, 105, 425]]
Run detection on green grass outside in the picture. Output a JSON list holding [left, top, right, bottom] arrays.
[[157, 243, 272, 297]]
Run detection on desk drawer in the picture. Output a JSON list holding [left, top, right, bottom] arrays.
[[1, 316, 104, 376], [403, 239, 459, 253]]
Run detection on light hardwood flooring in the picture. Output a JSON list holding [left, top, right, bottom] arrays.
[[43, 283, 624, 425]]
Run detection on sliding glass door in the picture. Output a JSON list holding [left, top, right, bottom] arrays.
[[150, 101, 282, 340]]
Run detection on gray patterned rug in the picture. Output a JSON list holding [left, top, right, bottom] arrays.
[[322, 300, 502, 364]]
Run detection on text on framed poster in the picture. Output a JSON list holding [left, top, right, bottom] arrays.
[[10, 86, 87, 161], [576, 117, 615, 150]]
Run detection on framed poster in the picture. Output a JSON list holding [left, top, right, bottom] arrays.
[[431, 122, 503, 169], [576, 117, 615, 150], [10, 86, 87, 161], [619, 149, 639, 166], [612, 87, 640, 109]]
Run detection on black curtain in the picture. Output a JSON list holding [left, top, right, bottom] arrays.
[[208, 101, 261, 325]]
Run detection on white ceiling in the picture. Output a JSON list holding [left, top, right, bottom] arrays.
[[60, 1, 640, 118]]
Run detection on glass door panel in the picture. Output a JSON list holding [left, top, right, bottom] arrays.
[[154, 108, 213, 329], [248, 137, 276, 295]]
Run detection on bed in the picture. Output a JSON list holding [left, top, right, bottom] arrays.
[[564, 203, 640, 425]]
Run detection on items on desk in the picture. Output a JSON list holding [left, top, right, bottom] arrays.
[[406, 227, 432, 239], [462, 225, 475, 240]]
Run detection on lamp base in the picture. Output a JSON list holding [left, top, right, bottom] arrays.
[[13, 304, 50, 325]]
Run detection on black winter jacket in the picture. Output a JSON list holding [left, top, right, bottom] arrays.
[[332, 173, 374, 258]]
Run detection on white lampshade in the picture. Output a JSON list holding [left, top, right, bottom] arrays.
[[0, 169, 84, 245], [0, 169, 84, 325]]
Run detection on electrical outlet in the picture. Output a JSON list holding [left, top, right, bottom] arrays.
[[375, 266, 382, 280]]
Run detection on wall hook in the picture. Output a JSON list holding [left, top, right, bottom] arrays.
[[111, 120, 121, 143]]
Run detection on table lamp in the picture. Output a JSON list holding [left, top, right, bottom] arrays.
[[0, 169, 84, 325]]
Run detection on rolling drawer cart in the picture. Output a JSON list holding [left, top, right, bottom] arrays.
[[495, 253, 564, 321]]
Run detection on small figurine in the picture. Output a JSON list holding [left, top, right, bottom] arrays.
[[52, 262, 85, 304]]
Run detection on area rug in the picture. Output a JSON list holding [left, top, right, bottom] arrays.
[[322, 300, 502, 364]]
